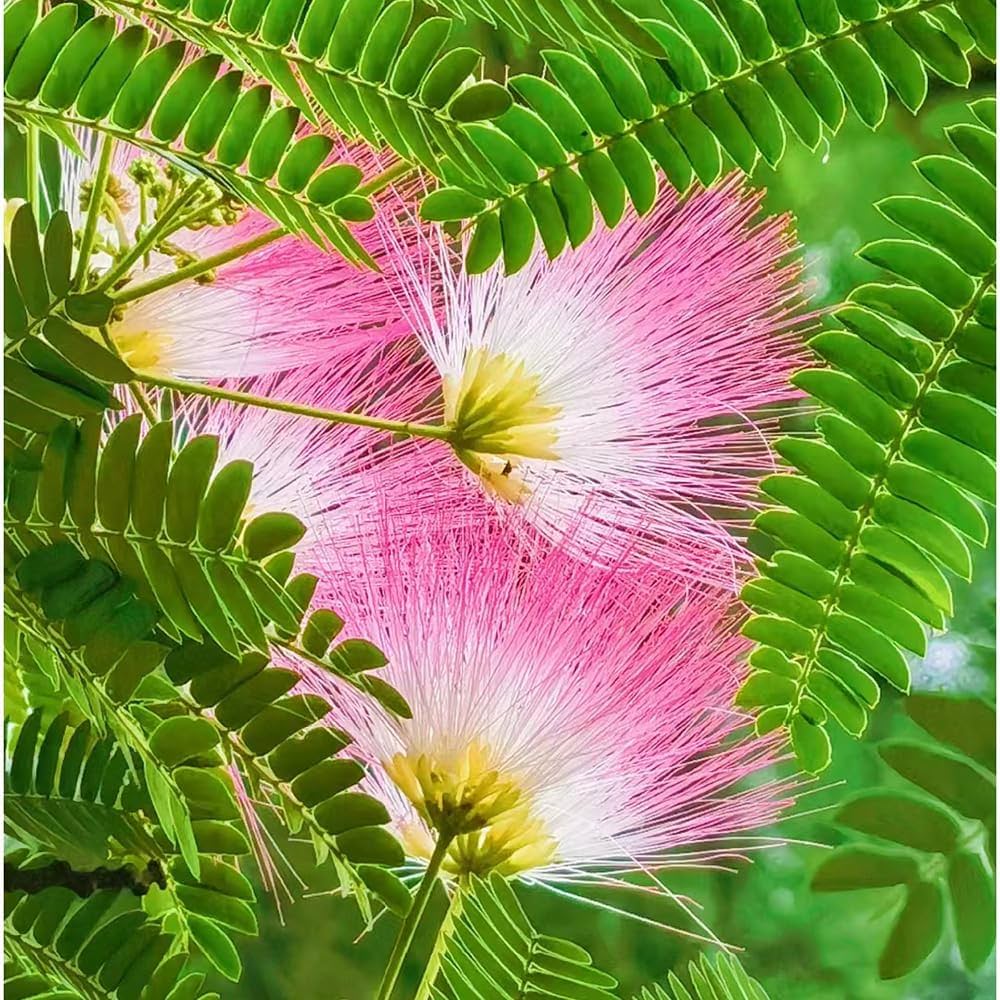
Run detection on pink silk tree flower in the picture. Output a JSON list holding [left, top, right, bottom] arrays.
[[385, 175, 813, 588], [173, 345, 462, 574], [62, 135, 422, 379], [302, 514, 794, 934]]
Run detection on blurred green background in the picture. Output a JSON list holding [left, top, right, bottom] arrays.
[[194, 87, 995, 999]]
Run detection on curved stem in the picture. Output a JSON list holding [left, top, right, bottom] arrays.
[[128, 383, 159, 424], [139, 373, 455, 444], [375, 834, 454, 1000], [112, 226, 284, 304]]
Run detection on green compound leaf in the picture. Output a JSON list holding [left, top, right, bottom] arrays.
[[811, 695, 996, 980], [6, 397, 409, 918], [3, 5, 388, 261], [4, 208, 134, 432], [737, 101, 996, 773], [52, 0, 985, 273], [631, 952, 772, 998], [7, 418, 315, 656], [3, 699, 254, 997], [429, 873, 620, 999], [6, 711, 160, 871], [402, 0, 988, 272]]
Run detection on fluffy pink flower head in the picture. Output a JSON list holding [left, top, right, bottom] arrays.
[[62, 136, 422, 379], [386, 175, 812, 588], [173, 344, 459, 575], [303, 514, 793, 927]]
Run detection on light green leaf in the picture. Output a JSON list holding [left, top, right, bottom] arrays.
[[790, 715, 831, 773]]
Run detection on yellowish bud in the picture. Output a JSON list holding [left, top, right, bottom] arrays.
[[454, 449, 532, 505], [4, 198, 26, 246]]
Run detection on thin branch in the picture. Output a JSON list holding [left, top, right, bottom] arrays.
[[139, 373, 455, 443], [5, 858, 167, 898], [112, 227, 286, 304], [25, 124, 40, 211]]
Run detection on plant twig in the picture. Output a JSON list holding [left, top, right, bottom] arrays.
[[5, 858, 166, 898], [95, 178, 208, 292], [25, 124, 40, 211], [138, 373, 455, 443], [375, 833, 454, 1000], [112, 227, 285, 304]]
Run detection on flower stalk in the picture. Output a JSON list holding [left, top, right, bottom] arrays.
[[374, 832, 454, 1000], [111, 226, 285, 304], [138, 374, 455, 444], [413, 880, 466, 1000], [94, 178, 208, 292]]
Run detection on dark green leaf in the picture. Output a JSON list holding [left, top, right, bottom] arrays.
[[837, 791, 959, 852], [812, 845, 919, 891], [879, 880, 943, 979], [948, 851, 995, 970]]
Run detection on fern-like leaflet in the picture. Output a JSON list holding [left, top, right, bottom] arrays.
[[419, 0, 995, 271], [5, 265, 415, 991], [634, 952, 771, 999], [424, 873, 619, 999], [423, 872, 773, 999], [3, 1, 391, 258], [12, 0, 993, 273], [4, 707, 243, 994], [737, 98, 995, 772]]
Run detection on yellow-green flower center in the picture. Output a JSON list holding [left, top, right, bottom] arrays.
[[444, 348, 561, 505], [103, 323, 172, 374], [386, 742, 557, 877]]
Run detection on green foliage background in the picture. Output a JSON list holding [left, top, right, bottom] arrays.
[[188, 87, 995, 1000], [5, 0, 995, 986]]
